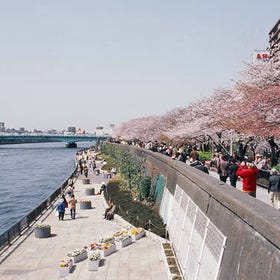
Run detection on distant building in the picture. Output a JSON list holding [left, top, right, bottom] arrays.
[[269, 18, 280, 57], [47, 129, 58, 134], [0, 122, 5, 132], [67, 127, 76, 134], [95, 125, 114, 136]]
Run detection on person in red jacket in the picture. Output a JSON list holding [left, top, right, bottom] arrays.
[[236, 161, 259, 198]]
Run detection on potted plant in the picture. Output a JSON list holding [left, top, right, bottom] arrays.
[[128, 227, 145, 241], [88, 250, 101, 271], [58, 258, 73, 277], [85, 188, 95, 196], [80, 199, 92, 209], [67, 248, 87, 263], [114, 234, 132, 250], [99, 242, 116, 258], [34, 223, 51, 238], [82, 177, 91, 184]]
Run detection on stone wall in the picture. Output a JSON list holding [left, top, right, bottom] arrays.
[[106, 143, 280, 280]]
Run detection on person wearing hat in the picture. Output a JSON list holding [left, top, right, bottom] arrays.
[[268, 168, 280, 209], [56, 197, 66, 221]]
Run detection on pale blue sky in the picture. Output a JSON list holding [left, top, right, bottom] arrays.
[[0, 1, 279, 132]]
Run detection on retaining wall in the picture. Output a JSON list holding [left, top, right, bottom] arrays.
[[107, 143, 280, 280]]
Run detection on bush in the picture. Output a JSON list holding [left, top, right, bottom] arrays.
[[140, 176, 151, 199], [106, 178, 166, 237], [198, 151, 212, 161], [100, 154, 116, 171]]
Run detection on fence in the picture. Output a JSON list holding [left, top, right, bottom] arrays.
[[0, 166, 78, 253]]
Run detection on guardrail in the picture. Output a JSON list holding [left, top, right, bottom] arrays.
[[0, 166, 78, 253]]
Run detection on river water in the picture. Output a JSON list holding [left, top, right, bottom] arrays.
[[0, 141, 93, 235]]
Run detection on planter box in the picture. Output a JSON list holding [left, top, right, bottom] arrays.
[[82, 178, 91, 184], [58, 261, 73, 278], [88, 259, 100, 271], [72, 251, 87, 263], [99, 244, 116, 258], [34, 227, 51, 238], [80, 201, 92, 209], [85, 188, 95, 196], [115, 236, 132, 250], [133, 231, 145, 241]]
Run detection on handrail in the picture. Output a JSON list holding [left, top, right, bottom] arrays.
[[0, 166, 78, 253]]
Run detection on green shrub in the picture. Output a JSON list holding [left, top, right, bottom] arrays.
[[140, 176, 151, 199], [198, 151, 212, 161], [106, 177, 166, 237]]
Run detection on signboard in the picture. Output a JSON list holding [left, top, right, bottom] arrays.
[[252, 50, 270, 64]]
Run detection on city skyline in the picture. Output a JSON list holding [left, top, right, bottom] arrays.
[[0, 122, 112, 134], [0, 1, 279, 131]]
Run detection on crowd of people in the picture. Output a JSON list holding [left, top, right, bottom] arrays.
[[55, 148, 116, 221], [110, 139, 280, 209]]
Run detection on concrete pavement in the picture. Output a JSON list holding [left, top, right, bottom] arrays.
[[0, 162, 169, 280]]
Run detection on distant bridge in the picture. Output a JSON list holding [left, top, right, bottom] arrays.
[[0, 134, 108, 145]]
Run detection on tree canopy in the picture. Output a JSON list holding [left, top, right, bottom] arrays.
[[114, 54, 280, 144]]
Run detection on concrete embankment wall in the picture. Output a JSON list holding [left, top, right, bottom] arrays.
[[107, 143, 280, 280]]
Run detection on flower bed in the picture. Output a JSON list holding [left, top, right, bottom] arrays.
[[99, 236, 114, 244], [67, 248, 87, 263], [82, 178, 91, 184], [34, 223, 51, 238], [85, 188, 95, 196], [99, 242, 116, 258], [128, 227, 145, 241], [58, 258, 73, 278], [88, 250, 101, 271], [114, 234, 132, 250], [80, 199, 92, 209]]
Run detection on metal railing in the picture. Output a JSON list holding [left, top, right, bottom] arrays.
[[0, 166, 78, 252]]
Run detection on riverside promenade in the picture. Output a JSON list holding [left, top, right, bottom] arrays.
[[0, 162, 169, 280]]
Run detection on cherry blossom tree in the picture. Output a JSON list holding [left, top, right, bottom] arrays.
[[113, 52, 280, 162]]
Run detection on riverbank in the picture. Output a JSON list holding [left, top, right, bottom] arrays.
[[0, 158, 168, 280]]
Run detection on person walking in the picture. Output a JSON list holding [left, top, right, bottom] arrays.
[[268, 168, 280, 209], [227, 159, 239, 187], [217, 154, 229, 183], [68, 194, 78, 219], [236, 161, 259, 198], [56, 198, 66, 220], [84, 165, 89, 178]]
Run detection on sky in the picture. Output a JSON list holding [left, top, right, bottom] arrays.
[[0, 1, 279, 133]]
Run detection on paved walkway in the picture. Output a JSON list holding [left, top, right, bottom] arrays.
[[0, 162, 169, 280]]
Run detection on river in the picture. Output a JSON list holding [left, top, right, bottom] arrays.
[[0, 141, 94, 235]]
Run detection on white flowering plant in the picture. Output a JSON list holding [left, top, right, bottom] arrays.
[[88, 250, 101, 261], [67, 248, 86, 257], [114, 234, 131, 242], [34, 223, 50, 229]]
